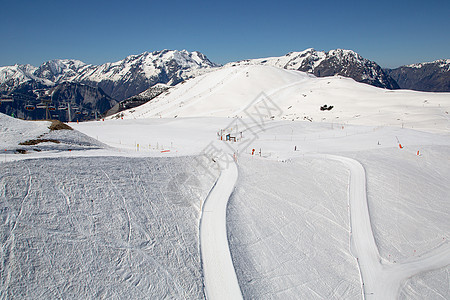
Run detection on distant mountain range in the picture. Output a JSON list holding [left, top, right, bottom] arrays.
[[0, 49, 448, 121], [0, 50, 217, 100], [385, 59, 450, 92], [0, 50, 217, 120]]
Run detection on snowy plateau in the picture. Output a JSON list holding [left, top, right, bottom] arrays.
[[1, 63, 449, 299]]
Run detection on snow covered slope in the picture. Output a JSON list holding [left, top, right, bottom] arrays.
[[0, 113, 51, 147], [0, 113, 105, 152], [2, 56, 449, 299], [116, 65, 449, 133], [71, 115, 449, 299], [1, 115, 222, 299], [228, 157, 361, 299], [1, 156, 218, 299], [226, 48, 399, 89]]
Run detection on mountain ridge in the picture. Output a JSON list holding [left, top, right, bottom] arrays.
[[1, 49, 449, 122], [0, 50, 218, 100], [226, 48, 399, 89], [3, 49, 449, 98], [385, 59, 450, 92]]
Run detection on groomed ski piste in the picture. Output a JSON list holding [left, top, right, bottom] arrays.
[[1, 65, 449, 299]]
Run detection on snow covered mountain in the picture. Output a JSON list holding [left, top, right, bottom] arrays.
[[70, 50, 218, 100], [115, 64, 449, 133], [227, 48, 399, 90], [0, 50, 218, 120], [3, 48, 449, 121], [0, 64, 52, 92], [385, 59, 450, 92], [0, 50, 219, 100], [33, 59, 88, 83], [2, 59, 449, 298]]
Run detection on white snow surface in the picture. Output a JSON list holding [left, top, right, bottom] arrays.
[[0, 114, 51, 148], [1, 156, 218, 299], [1, 61, 449, 299], [74, 115, 450, 299], [0, 114, 105, 153], [201, 158, 243, 300], [227, 157, 361, 299], [400, 267, 450, 299], [116, 65, 449, 134]]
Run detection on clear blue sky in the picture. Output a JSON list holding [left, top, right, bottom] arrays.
[[1, 0, 449, 68]]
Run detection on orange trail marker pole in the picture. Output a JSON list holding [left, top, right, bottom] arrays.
[[417, 150, 420, 156]]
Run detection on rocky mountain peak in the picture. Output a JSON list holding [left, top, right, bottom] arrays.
[[34, 59, 88, 83], [0, 50, 219, 100], [226, 48, 399, 89]]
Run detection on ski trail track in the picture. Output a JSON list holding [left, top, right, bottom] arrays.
[[311, 154, 450, 299], [199, 157, 243, 300]]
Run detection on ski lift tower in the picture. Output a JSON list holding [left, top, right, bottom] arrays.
[[37, 96, 52, 120], [44, 97, 52, 120], [67, 102, 72, 122]]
